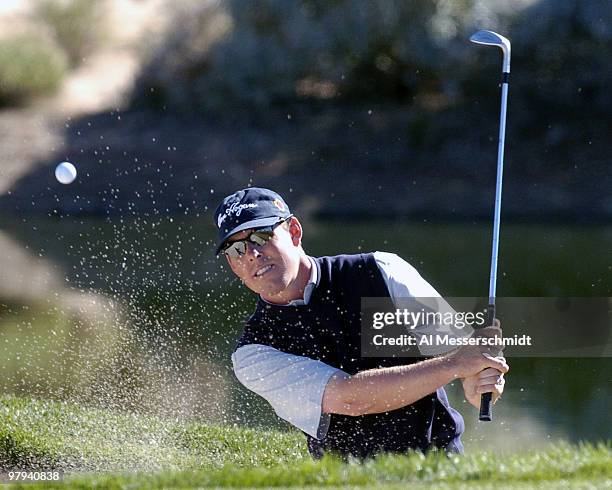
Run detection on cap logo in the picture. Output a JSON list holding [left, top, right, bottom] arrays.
[[217, 202, 258, 228], [272, 199, 285, 211]]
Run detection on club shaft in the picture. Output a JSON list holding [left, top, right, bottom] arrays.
[[488, 79, 509, 306], [480, 74, 509, 423]]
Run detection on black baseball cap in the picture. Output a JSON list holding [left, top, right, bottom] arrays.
[[213, 187, 292, 255]]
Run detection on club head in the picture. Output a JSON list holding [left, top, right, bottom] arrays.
[[470, 30, 511, 73]]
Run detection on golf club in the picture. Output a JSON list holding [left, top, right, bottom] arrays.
[[469, 29, 511, 422]]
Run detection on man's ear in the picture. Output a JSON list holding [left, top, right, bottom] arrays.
[[287, 217, 303, 246]]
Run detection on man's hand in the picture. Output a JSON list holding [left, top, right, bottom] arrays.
[[444, 320, 508, 379], [462, 364, 506, 409]]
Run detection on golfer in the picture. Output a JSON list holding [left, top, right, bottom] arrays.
[[215, 187, 508, 458]]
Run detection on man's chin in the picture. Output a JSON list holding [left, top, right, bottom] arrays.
[[260, 286, 285, 298], [258, 280, 291, 301]]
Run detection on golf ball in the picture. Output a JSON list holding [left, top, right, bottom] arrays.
[[55, 161, 77, 184]]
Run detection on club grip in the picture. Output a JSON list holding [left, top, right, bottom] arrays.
[[478, 304, 496, 421], [479, 392, 493, 421]]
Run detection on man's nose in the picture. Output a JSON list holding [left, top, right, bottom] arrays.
[[246, 242, 263, 259]]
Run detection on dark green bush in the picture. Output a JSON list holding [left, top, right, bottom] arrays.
[[0, 35, 67, 106]]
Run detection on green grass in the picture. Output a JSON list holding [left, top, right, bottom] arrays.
[[1, 395, 610, 489]]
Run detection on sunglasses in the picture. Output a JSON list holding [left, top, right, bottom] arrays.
[[221, 218, 291, 258]]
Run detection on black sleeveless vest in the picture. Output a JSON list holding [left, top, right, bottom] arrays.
[[236, 253, 464, 458]]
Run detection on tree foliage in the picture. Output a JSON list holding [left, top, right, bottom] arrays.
[[133, 0, 612, 117]]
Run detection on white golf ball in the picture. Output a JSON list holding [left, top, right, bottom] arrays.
[[55, 161, 77, 184]]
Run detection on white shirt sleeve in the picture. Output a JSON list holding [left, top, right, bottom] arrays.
[[373, 251, 443, 298], [232, 343, 346, 440], [373, 251, 473, 354]]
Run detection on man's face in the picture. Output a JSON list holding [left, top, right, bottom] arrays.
[[224, 218, 303, 300]]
